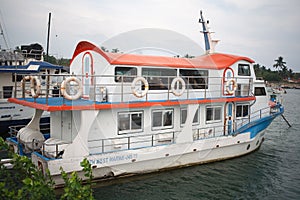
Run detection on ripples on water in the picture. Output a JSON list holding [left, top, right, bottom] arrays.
[[93, 90, 300, 200]]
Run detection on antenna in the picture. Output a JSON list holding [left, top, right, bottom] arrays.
[[198, 10, 219, 54], [46, 12, 51, 62]]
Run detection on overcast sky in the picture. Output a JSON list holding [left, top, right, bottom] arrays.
[[1, 0, 300, 71]]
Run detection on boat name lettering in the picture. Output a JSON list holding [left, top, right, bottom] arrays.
[[89, 154, 138, 165]]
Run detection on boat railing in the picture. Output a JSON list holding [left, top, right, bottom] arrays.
[[234, 105, 281, 132], [192, 125, 225, 140], [12, 73, 254, 105], [8, 123, 50, 138], [41, 139, 70, 159], [88, 131, 177, 154]]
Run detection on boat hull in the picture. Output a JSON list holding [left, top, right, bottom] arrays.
[[32, 130, 265, 187]]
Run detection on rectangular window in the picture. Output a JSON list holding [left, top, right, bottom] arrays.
[[115, 67, 137, 82], [2, 86, 13, 98], [179, 69, 208, 89], [180, 107, 199, 125], [142, 68, 177, 90], [206, 106, 222, 123], [238, 64, 251, 76], [118, 111, 143, 134], [254, 87, 266, 96], [152, 109, 173, 129], [236, 104, 249, 118]]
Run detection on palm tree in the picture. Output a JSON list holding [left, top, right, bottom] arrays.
[[273, 56, 287, 71], [111, 48, 120, 53]]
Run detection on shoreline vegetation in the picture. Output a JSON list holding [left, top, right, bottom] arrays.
[[0, 137, 95, 200]]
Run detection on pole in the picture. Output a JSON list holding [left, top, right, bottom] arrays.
[[281, 114, 292, 128], [46, 13, 51, 62]]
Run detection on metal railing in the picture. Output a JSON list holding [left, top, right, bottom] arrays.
[[88, 131, 176, 154], [11, 73, 254, 105], [8, 123, 50, 137]]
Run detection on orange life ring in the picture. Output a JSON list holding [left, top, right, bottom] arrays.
[[226, 79, 237, 95], [60, 77, 83, 100], [131, 77, 149, 98]]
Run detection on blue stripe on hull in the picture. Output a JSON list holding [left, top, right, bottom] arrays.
[[236, 111, 282, 139]]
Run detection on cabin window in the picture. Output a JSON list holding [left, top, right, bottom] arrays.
[[236, 104, 249, 118], [206, 106, 222, 123], [238, 64, 251, 76], [118, 111, 143, 134], [254, 87, 266, 96], [179, 69, 208, 89], [2, 86, 13, 98], [115, 67, 137, 82], [152, 109, 173, 129], [142, 68, 176, 90], [180, 107, 199, 125]]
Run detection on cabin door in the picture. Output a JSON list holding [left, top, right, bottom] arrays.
[[82, 52, 94, 99], [61, 111, 73, 142], [224, 102, 235, 135]]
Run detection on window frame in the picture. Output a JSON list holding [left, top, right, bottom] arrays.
[[179, 69, 209, 89], [142, 67, 177, 90], [114, 66, 137, 83], [205, 105, 222, 124], [118, 111, 143, 135], [180, 107, 200, 126], [254, 87, 266, 96], [238, 64, 251, 76], [152, 109, 174, 130], [236, 104, 250, 118]]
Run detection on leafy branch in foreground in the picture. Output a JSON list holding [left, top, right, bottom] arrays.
[[0, 137, 94, 200]]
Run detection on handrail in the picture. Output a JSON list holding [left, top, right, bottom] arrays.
[[8, 123, 50, 137], [11, 73, 254, 105], [88, 131, 176, 154]]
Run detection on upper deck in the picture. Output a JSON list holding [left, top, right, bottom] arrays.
[[8, 41, 257, 111]]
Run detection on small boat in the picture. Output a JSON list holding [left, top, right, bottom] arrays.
[[6, 11, 284, 187], [0, 44, 63, 137], [272, 87, 286, 94]]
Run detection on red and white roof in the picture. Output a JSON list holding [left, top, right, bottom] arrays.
[[70, 41, 254, 70]]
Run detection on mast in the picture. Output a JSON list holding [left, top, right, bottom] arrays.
[[199, 10, 219, 54], [0, 17, 9, 49], [46, 12, 51, 61]]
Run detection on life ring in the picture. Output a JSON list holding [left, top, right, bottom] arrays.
[[226, 79, 237, 95], [171, 77, 186, 96], [60, 77, 83, 100], [30, 76, 41, 98], [131, 77, 149, 98]]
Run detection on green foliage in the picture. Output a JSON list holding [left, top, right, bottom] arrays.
[[43, 53, 70, 67], [254, 56, 294, 82], [0, 137, 94, 200], [60, 158, 94, 200]]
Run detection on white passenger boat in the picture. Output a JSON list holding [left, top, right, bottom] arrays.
[[6, 12, 283, 187], [0, 44, 63, 136]]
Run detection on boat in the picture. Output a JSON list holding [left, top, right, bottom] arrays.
[[6, 11, 284, 187], [0, 44, 63, 137]]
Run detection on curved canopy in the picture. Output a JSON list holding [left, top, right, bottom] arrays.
[[71, 41, 254, 70]]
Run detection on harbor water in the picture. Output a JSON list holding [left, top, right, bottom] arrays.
[[93, 89, 300, 200]]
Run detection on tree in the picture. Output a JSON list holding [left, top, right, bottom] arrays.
[[100, 46, 109, 52], [273, 56, 287, 71], [111, 48, 119, 53], [183, 54, 195, 58]]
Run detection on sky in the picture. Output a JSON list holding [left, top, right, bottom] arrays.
[[1, 0, 300, 71]]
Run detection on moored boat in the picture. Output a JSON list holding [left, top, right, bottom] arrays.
[[6, 11, 284, 187], [0, 44, 63, 137]]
